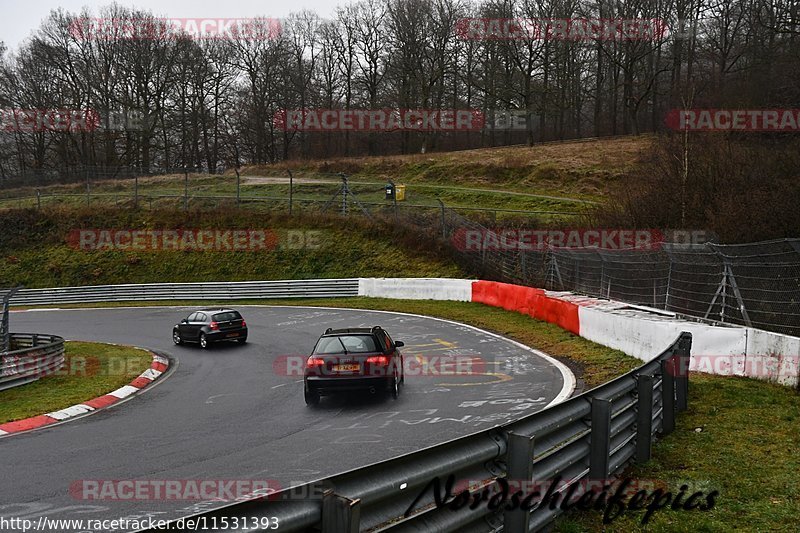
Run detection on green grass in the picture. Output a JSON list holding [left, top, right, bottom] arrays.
[[0, 207, 462, 288], [0, 174, 587, 222], [555, 374, 800, 532], [0, 341, 153, 424]]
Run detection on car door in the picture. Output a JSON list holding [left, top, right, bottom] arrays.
[[179, 312, 197, 340], [191, 312, 207, 340], [378, 330, 403, 377], [383, 331, 404, 379]]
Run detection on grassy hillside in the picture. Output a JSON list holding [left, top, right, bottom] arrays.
[[255, 135, 652, 200], [0, 207, 462, 288], [0, 137, 653, 220]]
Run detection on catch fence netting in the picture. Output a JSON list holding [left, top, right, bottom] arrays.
[[422, 207, 800, 337]]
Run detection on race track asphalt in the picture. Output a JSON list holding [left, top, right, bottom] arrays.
[[1, 305, 572, 532]]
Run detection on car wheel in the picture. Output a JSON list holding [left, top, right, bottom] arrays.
[[237, 338, 247, 344], [199, 333, 208, 349], [304, 388, 320, 406], [172, 329, 182, 345], [390, 372, 400, 399]]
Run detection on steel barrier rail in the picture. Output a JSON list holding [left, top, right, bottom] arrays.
[[136, 332, 692, 533], [0, 333, 65, 392], [10, 279, 360, 306]]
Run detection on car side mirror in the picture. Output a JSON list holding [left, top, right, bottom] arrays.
[[395, 341, 404, 347], [181, 319, 188, 324]]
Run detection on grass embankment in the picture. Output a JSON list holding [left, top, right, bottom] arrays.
[[0, 341, 153, 424], [0, 136, 653, 219], [0, 207, 461, 288], [556, 374, 800, 532], [261, 135, 652, 200]]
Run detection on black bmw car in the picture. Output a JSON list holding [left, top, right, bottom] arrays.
[[303, 326, 404, 405], [172, 308, 248, 348]]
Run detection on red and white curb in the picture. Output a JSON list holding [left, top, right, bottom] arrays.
[[0, 352, 169, 437]]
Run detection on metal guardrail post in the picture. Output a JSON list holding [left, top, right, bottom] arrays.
[[322, 490, 360, 533], [635, 374, 654, 462], [661, 359, 676, 434], [675, 334, 692, 411], [503, 432, 535, 532], [589, 398, 612, 480], [1, 287, 21, 353]]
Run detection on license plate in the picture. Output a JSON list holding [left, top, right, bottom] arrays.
[[226, 333, 239, 338], [333, 364, 359, 372]]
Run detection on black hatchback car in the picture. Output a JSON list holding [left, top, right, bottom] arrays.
[[303, 326, 404, 405], [173, 308, 248, 348]]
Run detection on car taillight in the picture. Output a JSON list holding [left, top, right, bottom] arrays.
[[241, 320, 246, 328], [306, 357, 325, 368], [209, 322, 219, 330], [366, 355, 390, 366]]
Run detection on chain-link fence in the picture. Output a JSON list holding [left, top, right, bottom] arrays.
[[3, 166, 797, 336], [425, 207, 800, 337]]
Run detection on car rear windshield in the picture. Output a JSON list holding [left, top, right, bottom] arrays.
[[314, 335, 379, 354], [212, 311, 242, 322]]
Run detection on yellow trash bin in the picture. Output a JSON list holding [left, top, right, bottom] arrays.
[[395, 184, 406, 201]]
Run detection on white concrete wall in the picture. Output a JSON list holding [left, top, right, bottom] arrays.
[[358, 278, 473, 301], [578, 306, 748, 364], [744, 328, 800, 387]]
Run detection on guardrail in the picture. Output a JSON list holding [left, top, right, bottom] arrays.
[[137, 331, 692, 533], [10, 279, 360, 306], [0, 333, 65, 392]]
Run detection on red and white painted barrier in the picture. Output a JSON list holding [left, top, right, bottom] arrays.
[[0, 352, 169, 437], [358, 278, 800, 388]]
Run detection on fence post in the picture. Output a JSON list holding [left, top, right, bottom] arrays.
[[287, 169, 294, 215], [503, 432, 535, 532], [322, 490, 360, 533], [635, 374, 654, 462], [235, 168, 241, 208], [664, 252, 673, 310], [36, 189, 41, 210], [184, 167, 189, 210], [589, 398, 612, 480], [85, 166, 90, 206], [436, 199, 446, 240], [660, 359, 675, 434]]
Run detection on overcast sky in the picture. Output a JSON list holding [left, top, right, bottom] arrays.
[[1, 0, 342, 51]]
